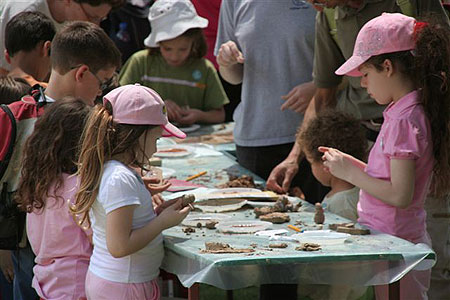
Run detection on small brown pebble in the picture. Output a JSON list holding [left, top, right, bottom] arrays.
[[196, 222, 202, 228], [314, 203, 325, 224], [250, 243, 258, 248]]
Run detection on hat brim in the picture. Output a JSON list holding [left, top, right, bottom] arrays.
[[144, 17, 208, 48], [335, 55, 371, 77], [161, 122, 186, 139]]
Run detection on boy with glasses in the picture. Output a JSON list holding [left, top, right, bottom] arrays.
[[0, 0, 125, 75], [0, 21, 121, 300]]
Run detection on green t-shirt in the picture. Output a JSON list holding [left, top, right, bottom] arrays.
[[119, 50, 229, 111]]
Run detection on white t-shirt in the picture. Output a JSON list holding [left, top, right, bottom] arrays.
[[89, 160, 164, 283], [322, 187, 359, 222], [0, 0, 61, 71]]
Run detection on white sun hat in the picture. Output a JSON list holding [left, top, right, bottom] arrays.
[[144, 0, 208, 48]]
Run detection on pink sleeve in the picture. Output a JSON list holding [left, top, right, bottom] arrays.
[[382, 119, 428, 159]]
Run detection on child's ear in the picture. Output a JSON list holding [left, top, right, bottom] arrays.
[[42, 41, 51, 58], [4, 50, 11, 64], [74, 65, 89, 82], [383, 59, 394, 77]]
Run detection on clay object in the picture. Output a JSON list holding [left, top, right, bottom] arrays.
[[269, 243, 288, 249], [205, 221, 218, 229], [200, 242, 255, 254], [336, 226, 370, 235], [181, 194, 195, 208], [218, 174, 257, 188], [329, 222, 355, 231], [254, 206, 275, 217], [182, 227, 195, 234], [314, 203, 325, 224], [295, 243, 321, 251], [259, 212, 290, 224]]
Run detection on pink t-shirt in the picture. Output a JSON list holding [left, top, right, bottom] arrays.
[[358, 90, 433, 243], [27, 174, 92, 300]]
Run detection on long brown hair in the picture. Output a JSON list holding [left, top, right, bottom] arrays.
[[16, 98, 91, 212], [366, 20, 450, 197], [71, 101, 154, 228]]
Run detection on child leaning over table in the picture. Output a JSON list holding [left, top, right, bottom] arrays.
[[298, 111, 370, 299], [119, 0, 229, 125], [298, 110, 368, 222]]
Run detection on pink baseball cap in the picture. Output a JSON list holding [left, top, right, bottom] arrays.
[[335, 13, 416, 77], [103, 84, 186, 139]]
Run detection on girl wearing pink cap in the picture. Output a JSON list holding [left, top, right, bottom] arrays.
[[319, 13, 450, 299], [16, 98, 92, 300], [71, 84, 190, 299]]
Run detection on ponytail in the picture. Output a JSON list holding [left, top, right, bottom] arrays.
[[71, 102, 152, 228], [414, 21, 450, 197]]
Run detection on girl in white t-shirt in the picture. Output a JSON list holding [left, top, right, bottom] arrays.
[[71, 84, 189, 300]]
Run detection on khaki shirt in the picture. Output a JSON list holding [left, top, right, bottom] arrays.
[[313, 0, 450, 121]]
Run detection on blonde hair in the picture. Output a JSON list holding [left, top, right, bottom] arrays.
[[71, 102, 153, 228]]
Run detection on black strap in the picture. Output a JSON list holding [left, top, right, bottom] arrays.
[[0, 105, 17, 181]]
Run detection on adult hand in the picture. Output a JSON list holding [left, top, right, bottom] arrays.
[[319, 146, 357, 181], [216, 41, 244, 68], [158, 199, 191, 229], [266, 159, 299, 194], [143, 177, 171, 195], [306, 0, 325, 11], [0, 250, 14, 283], [165, 100, 183, 123], [178, 108, 202, 125], [281, 81, 316, 113]]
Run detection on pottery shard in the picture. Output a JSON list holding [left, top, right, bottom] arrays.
[[254, 206, 275, 217], [314, 203, 325, 224], [259, 212, 290, 224], [182, 227, 195, 234], [205, 242, 231, 251], [329, 222, 355, 230], [336, 227, 370, 235], [295, 243, 322, 251]]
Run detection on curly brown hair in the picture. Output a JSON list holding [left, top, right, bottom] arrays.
[[365, 19, 450, 197], [71, 101, 156, 228], [16, 98, 91, 213], [299, 110, 368, 162], [148, 28, 207, 60]]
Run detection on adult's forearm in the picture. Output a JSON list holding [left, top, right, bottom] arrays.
[[219, 64, 244, 85]]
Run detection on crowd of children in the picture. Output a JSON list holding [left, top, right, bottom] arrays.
[[0, 0, 449, 299]]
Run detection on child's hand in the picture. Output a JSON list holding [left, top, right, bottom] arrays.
[[157, 199, 190, 229], [319, 146, 357, 181], [143, 177, 171, 195], [165, 100, 183, 123], [178, 108, 202, 125], [217, 41, 244, 68], [154, 196, 180, 215]]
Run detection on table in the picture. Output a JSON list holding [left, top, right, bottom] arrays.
[[158, 127, 435, 300]]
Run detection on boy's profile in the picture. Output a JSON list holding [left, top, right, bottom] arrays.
[[298, 110, 368, 221]]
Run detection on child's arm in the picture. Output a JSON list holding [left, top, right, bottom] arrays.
[[178, 107, 225, 125], [105, 199, 190, 258], [320, 147, 415, 208]]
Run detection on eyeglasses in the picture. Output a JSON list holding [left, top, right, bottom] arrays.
[[79, 3, 107, 24], [71, 65, 113, 91]]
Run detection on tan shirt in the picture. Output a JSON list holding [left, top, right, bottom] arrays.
[[313, 0, 450, 121]]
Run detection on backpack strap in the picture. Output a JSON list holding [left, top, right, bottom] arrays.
[[0, 105, 17, 181]]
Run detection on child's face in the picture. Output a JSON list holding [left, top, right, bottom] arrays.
[[305, 152, 332, 187], [75, 66, 116, 106], [159, 36, 194, 67], [359, 63, 393, 105], [137, 126, 163, 164]]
